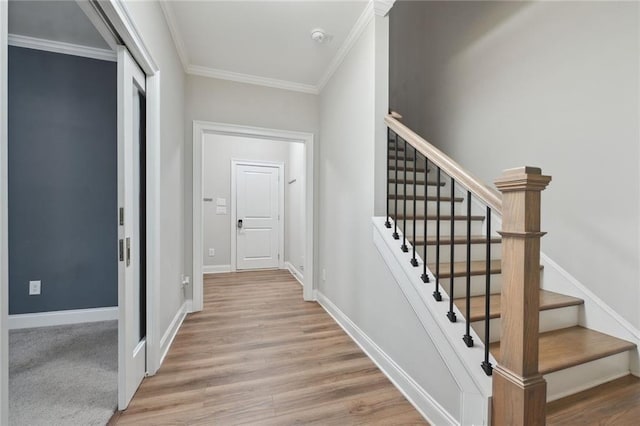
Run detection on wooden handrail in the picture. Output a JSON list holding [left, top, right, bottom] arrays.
[[385, 114, 502, 213]]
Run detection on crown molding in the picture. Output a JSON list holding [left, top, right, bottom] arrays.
[[187, 65, 319, 95], [7, 33, 116, 62], [373, 0, 396, 17], [316, 1, 374, 92], [159, 0, 189, 71]]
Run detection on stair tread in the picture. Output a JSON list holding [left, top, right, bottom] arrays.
[[388, 194, 463, 202], [394, 214, 485, 221], [428, 259, 502, 278], [411, 235, 501, 246], [388, 178, 444, 186], [455, 290, 583, 322], [490, 326, 636, 375], [546, 375, 640, 423]]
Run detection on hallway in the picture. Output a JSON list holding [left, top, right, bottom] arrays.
[[112, 270, 426, 425]]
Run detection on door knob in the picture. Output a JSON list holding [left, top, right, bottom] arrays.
[[237, 219, 243, 229]]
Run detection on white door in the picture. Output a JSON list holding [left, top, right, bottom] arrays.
[[117, 46, 146, 410], [236, 164, 280, 270]]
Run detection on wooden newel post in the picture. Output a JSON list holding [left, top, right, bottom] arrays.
[[492, 166, 551, 426]]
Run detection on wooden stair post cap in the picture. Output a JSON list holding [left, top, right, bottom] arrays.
[[494, 166, 551, 192]]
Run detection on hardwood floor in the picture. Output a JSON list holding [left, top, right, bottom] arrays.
[[547, 375, 640, 425], [113, 270, 427, 425]]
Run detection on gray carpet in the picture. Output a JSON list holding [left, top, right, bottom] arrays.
[[9, 321, 118, 426]]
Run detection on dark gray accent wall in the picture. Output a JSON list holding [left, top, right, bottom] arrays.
[[8, 46, 117, 314]]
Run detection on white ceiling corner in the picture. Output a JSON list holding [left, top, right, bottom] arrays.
[[161, 1, 380, 95], [159, 1, 190, 71]]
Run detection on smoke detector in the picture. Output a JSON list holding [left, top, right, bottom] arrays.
[[310, 28, 327, 43]]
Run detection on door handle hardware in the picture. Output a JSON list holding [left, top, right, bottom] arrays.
[[126, 237, 131, 266], [237, 219, 243, 229]]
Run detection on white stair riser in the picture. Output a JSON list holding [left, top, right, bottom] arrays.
[[470, 305, 580, 344], [545, 351, 631, 402], [394, 220, 485, 237], [414, 243, 502, 264], [388, 200, 462, 215], [437, 274, 503, 298]]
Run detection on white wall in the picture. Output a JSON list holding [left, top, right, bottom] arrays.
[[123, 0, 186, 352], [201, 134, 304, 269], [185, 76, 319, 293], [318, 16, 461, 422], [389, 1, 640, 328], [286, 142, 306, 274]]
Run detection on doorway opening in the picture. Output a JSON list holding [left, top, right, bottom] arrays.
[[192, 122, 315, 310]]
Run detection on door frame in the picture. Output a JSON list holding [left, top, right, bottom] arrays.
[[0, 1, 164, 418], [193, 121, 316, 310], [230, 160, 285, 272]]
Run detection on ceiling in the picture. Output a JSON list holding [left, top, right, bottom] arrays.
[[161, 0, 371, 93], [8, 0, 110, 49]]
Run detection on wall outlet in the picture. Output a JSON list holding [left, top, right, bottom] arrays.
[[29, 280, 41, 295], [208, 248, 215, 257]]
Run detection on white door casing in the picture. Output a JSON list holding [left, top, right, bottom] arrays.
[[235, 163, 282, 270], [117, 46, 146, 410]]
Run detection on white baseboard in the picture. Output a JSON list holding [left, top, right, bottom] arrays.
[[316, 291, 457, 426], [284, 261, 304, 286], [203, 264, 231, 274], [9, 306, 118, 330], [158, 302, 187, 368]]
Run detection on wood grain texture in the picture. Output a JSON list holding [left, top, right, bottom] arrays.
[[411, 236, 501, 246], [456, 290, 583, 322], [547, 375, 640, 424], [385, 114, 502, 212], [428, 259, 502, 279], [112, 270, 427, 425], [490, 326, 635, 375]]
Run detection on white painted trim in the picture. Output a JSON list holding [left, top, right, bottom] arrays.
[[8, 307, 118, 330], [373, 0, 396, 17], [0, 2, 9, 420], [193, 121, 316, 312], [230, 159, 285, 272], [372, 217, 490, 425], [8, 34, 116, 62], [75, 0, 120, 51], [316, 291, 457, 426], [203, 265, 231, 274], [285, 261, 304, 286], [316, 1, 375, 92], [187, 65, 318, 95], [158, 1, 189, 71], [158, 301, 187, 368]]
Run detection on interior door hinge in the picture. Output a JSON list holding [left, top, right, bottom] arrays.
[[119, 239, 124, 261], [119, 207, 124, 226]]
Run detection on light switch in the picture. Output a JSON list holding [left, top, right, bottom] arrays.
[[216, 198, 227, 206], [216, 206, 227, 215], [29, 280, 41, 295]]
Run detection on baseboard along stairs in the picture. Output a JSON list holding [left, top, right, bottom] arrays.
[[378, 112, 639, 425]]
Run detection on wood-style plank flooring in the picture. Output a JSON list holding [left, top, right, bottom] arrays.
[[547, 375, 640, 425], [113, 270, 427, 425]]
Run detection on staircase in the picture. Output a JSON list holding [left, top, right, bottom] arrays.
[[383, 112, 638, 424]]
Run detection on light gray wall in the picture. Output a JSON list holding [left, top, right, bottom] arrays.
[[8, 47, 117, 314], [185, 76, 319, 292], [319, 18, 461, 421], [390, 1, 640, 328], [286, 142, 305, 273], [124, 1, 186, 340], [202, 134, 299, 268]]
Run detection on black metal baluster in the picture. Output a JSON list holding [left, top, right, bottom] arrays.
[[385, 127, 392, 229], [392, 133, 399, 240], [421, 156, 430, 283], [481, 207, 493, 375], [433, 168, 442, 301], [401, 139, 409, 252], [463, 191, 474, 347], [411, 146, 418, 266], [447, 178, 457, 322]]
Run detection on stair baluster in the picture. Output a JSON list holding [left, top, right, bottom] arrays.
[[433, 168, 442, 301], [463, 191, 474, 347], [410, 146, 419, 266], [481, 207, 493, 375], [385, 126, 392, 229], [421, 156, 429, 283], [401, 138, 408, 252], [446, 178, 457, 322], [392, 132, 399, 240]]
